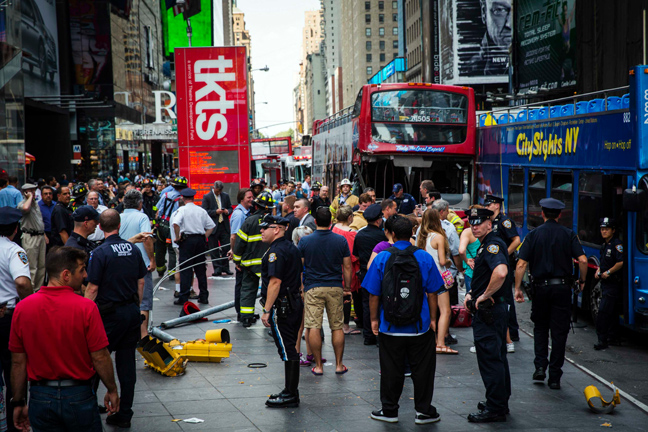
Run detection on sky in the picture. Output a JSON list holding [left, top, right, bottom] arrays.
[[237, 0, 320, 137]]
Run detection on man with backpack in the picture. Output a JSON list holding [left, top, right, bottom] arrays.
[[363, 215, 445, 425]]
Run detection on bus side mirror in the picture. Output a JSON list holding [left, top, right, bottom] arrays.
[[623, 188, 646, 212]]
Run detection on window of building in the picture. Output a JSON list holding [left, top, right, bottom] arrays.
[[365, 1, 370, 10], [380, 53, 386, 62], [393, 52, 398, 59], [551, 171, 573, 228], [366, 41, 372, 50], [366, 54, 372, 62], [379, 27, 385, 36], [393, 13, 398, 22], [393, 1, 398, 9], [380, 40, 385, 50], [527, 170, 546, 230], [393, 39, 398, 48], [508, 168, 524, 227], [379, 14, 384, 23], [366, 14, 371, 24], [367, 66, 373, 75], [379, 1, 384, 10], [392, 27, 398, 35], [366, 28, 372, 36]]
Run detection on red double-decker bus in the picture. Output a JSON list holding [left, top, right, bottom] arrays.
[[312, 83, 476, 200]]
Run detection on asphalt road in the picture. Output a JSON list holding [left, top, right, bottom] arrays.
[[514, 299, 648, 406]]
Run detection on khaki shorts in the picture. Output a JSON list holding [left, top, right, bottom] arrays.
[[304, 286, 344, 330]]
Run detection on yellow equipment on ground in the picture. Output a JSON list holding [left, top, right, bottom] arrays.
[[584, 385, 621, 414], [137, 329, 232, 376]]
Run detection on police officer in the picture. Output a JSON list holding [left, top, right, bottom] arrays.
[[232, 191, 275, 327], [155, 176, 187, 276], [172, 188, 215, 305], [259, 214, 304, 408], [85, 209, 148, 428], [594, 217, 624, 350], [0, 207, 33, 431], [514, 198, 587, 390], [65, 205, 99, 254], [463, 207, 510, 423], [484, 194, 521, 341]]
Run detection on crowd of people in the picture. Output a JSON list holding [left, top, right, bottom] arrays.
[[0, 169, 624, 429]]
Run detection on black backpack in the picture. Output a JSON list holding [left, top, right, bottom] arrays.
[[381, 245, 424, 331]]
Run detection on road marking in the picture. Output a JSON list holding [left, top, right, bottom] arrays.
[[520, 328, 648, 414]]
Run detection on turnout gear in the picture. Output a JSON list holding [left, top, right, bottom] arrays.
[[254, 191, 275, 210], [172, 176, 188, 187]]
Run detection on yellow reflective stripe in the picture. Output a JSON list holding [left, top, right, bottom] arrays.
[[232, 253, 242, 262], [241, 258, 262, 266], [255, 273, 261, 277], [248, 234, 262, 242], [237, 230, 248, 241], [240, 307, 255, 313]]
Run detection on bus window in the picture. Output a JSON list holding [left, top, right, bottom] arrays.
[[552, 171, 573, 228], [508, 168, 523, 227], [637, 175, 648, 254], [527, 170, 546, 230], [352, 89, 363, 117], [578, 172, 603, 245]]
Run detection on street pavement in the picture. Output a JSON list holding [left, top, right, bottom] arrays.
[[98, 261, 648, 431]]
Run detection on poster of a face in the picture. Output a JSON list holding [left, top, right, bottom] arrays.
[[439, 0, 511, 85], [21, 0, 60, 96]]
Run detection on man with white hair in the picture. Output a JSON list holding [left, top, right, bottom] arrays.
[[87, 191, 108, 242]]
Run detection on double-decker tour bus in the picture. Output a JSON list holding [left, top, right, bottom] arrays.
[[250, 137, 292, 186], [476, 65, 648, 331], [311, 83, 476, 202]]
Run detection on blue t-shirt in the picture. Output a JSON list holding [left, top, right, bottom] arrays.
[[362, 240, 444, 335], [298, 229, 350, 291]]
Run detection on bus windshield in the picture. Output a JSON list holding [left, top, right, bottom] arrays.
[[371, 90, 468, 145]]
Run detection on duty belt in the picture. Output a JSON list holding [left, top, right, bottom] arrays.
[[31, 379, 92, 387], [534, 278, 572, 287], [23, 229, 44, 236]]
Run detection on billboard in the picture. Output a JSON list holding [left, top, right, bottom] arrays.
[[162, 0, 212, 57], [439, 0, 511, 85], [515, 0, 576, 92], [21, 0, 60, 96], [176, 47, 250, 203]]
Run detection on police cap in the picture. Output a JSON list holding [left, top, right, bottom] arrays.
[[259, 214, 289, 228], [468, 207, 494, 225], [364, 203, 383, 222], [392, 183, 403, 193], [600, 217, 615, 228], [483, 194, 504, 205], [72, 205, 100, 222], [180, 188, 196, 197], [539, 197, 565, 211], [0, 207, 23, 225]]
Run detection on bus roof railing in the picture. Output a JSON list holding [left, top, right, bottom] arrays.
[[477, 85, 630, 126]]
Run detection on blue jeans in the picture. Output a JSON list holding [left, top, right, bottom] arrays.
[[465, 274, 472, 294], [29, 385, 101, 432]]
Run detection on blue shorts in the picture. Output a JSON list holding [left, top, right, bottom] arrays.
[[140, 272, 154, 311]]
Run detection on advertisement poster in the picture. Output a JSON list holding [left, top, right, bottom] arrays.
[[439, 0, 511, 85], [175, 47, 250, 203], [516, 0, 577, 92], [21, 0, 60, 96]]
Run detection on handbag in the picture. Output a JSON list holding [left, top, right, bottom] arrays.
[[450, 305, 472, 327]]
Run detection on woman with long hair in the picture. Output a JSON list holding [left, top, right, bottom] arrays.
[[417, 209, 458, 354], [332, 205, 362, 335]]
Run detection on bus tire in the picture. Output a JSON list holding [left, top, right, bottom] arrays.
[[589, 281, 603, 323]]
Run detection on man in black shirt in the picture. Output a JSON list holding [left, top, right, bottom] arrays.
[[352, 204, 387, 345], [514, 198, 587, 390], [310, 184, 331, 209], [260, 215, 304, 408], [463, 208, 510, 423], [50, 186, 73, 246]]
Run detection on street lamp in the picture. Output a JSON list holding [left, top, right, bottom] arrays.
[[251, 66, 270, 72]]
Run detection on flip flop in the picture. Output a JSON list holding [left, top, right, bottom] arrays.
[[335, 366, 349, 375], [344, 329, 361, 335], [311, 367, 323, 376], [436, 345, 459, 355]]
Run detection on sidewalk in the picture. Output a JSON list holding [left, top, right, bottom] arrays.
[[103, 265, 647, 431]]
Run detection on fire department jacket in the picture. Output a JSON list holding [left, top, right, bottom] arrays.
[[232, 208, 270, 276]]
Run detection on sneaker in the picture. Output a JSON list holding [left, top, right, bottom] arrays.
[[299, 353, 311, 366], [470, 346, 476, 353], [371, 409, 398, 423], [306, 353, 326, 363], [507, 343, 515, 353], [415, 411, 440, 424]]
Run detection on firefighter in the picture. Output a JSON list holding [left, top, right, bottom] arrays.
[[232, 191, 275, 327]]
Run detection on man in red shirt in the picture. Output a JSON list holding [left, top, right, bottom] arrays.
[[9, 247, 119, 431]]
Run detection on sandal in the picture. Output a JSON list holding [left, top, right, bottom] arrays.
[[344, 329, 361, 335], [436, 345, 459, 355]]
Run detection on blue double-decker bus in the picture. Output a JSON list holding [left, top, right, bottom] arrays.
[[476, 65, 648, 332]]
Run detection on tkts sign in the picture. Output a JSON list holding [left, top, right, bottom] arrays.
[[176, 47, 250, 204]]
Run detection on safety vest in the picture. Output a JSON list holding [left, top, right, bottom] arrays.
[[231, 209, 270, 276]]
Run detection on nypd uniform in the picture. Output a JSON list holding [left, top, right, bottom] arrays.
[[484, 194, 520, 340], [87, 232, 148, 424], [0, 207, 31, 431], [595, 218, 624, 349], [155, 177, 187, 275], [172, 188, 215, 304], [517, 198, 585, 388], [466, 208, 511, 422]]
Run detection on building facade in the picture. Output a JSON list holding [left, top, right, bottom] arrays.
[[321, 0, 342, 115], [305, 53, 327, 130], [233, 6, 256, 135]]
